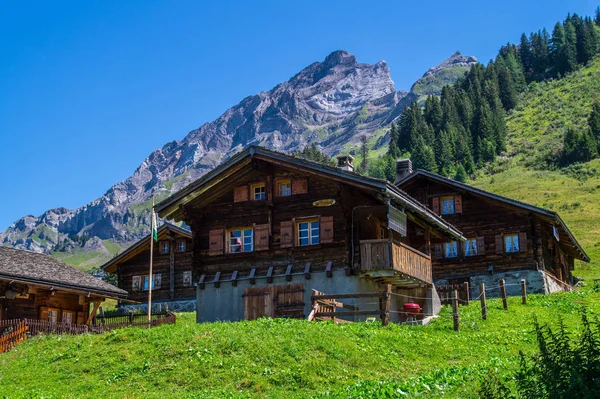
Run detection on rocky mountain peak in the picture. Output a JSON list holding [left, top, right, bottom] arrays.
[[422, 51, 478, 78]]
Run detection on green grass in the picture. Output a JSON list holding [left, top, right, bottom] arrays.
[[1, 291, 599, 398]]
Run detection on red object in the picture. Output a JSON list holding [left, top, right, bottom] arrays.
[[404, 302, 421, 316]]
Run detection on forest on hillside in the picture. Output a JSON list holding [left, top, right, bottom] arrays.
[[366, 10, 600, 183]]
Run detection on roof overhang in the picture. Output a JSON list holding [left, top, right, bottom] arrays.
[[0, 274, 127, 300]]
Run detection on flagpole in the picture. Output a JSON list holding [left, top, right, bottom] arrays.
[[148, 198, 154, 327]]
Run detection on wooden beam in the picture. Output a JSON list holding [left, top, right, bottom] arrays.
[[231, 270, 238, 287], [285, 264, 293, 281], [86, 301, 102, 325], [325, 261, 333, 278], [249, 268, 256, 285], [311, 292, 386, 300], [169, 238, 175, 300], [304, 262, 311, 280], [266, 266, 274, 283], [198, 274, 206, 290], [213, 272, 221, 288]]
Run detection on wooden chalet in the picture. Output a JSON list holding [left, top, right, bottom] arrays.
[[101, 223, 194, 311], [155, 146, 464, 323], [0, 246, 127, 324], [396, 165, 590, 296]]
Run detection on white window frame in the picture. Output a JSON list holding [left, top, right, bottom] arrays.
[[441, 196, 455, 215], [227, 227, 254, 253], [297, 219, 320, 246], [142, 274, 160, 291], [178, 241, 186, 252], [161, 241, 169, 254], [252, 183, 266, 200], [464, 238, 477, 257], [505, 234, 519, 253], [445, 241, 458, 258], [278, 180, 292, 197]]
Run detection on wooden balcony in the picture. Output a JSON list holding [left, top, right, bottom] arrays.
[[360, 239, 432, 286]]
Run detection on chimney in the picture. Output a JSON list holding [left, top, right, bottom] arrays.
[[395, 158, 412, 184], [336, 154, 355, 172]]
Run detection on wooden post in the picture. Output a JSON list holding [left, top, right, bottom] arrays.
[[452, 290, 460, 331], [480, 282, 487, 321], [500, 279, 508, 310], [463, 281, 470, 304], [521, 279, 527, 304], [380, 284, 391, 327]]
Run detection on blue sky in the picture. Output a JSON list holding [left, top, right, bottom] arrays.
[[0, 0, 597, 230]]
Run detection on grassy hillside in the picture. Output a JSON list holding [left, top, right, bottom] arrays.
[[1, 291, 599, 399]]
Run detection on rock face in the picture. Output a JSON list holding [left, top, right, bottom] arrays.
[[0, 50, 476, 257]]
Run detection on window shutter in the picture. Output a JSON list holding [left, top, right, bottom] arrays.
[[433, 243, 444, 259], [76, 312, 85, 325], [495, 234, 504, 254], [519, 232, 528, 252], [234, 185, 248, 202], [280, 221, 293, 248], [432, 197, 440, 215], [254, 224, 270, 251], [320, 216, 334, 244], [39, 307, 48, 322], [477, 236, 485, 255], [132, 275, 141, 292], [454, 195, 463, 214], [291, 178, 308, 195], [209, 229, 224, 255], [154, 273, 162, 289]]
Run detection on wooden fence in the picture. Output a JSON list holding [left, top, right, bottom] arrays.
[[0, 312, 176, 354], [308, 285, 392, 326], [437, 282, 470, 306]]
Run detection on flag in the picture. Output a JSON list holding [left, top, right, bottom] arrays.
[[151, 201, 158, 242]]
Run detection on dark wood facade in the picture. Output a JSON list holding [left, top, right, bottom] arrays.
[[102, 224, 193, 303], [156, 146, 464, 320], [398, 171, 589, 286]]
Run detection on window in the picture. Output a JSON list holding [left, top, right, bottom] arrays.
[[62, 311, 74, 325], [183, 271, 192, 287], [48, 309, 59, 324], [464, 238, 477, 257], [142, 274, 162, 291], [297, 219, 319, 246], [161, 242, 169, 254], [278, 180, 291, 197], [445, 241, 458, 258], [252, 183, 265, 200], [228, 228, 253, 253], [178, 241, 186, 252], [441, 196, 455, 215], [505, 233, 519, 253]]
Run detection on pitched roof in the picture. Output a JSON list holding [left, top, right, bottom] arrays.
[[397, 169, 590, 262], [102, 222, 191, 273], [0, 246, 128, 298], [155, 145, 465, 240]]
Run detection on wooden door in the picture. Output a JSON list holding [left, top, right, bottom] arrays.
[[243, 287, 273, 320], [273, 284, 305, 319]]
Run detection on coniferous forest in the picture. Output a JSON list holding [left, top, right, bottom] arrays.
[[371, 10, 600, 182]]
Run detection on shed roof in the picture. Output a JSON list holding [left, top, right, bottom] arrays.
[[397, 169, 590, 262], [155, 145, 465, 240], [0, 246, 128, 298]]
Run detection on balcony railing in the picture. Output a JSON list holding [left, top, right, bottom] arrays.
[[360, 239, 432, 284]]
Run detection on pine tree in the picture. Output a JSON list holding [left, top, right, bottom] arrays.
[[496, 63, 518, 110], [411, 136, 437, 172], [423, 95, 443, 132], [519, 33, 533, 82], [596, 6, 600, 26], [559, 21, 578, 75], [454, 164, 467, 182], [551, 22, 566, 75], [589, 102, 600, 151], [359, 135, 369, 173], [388, 122, 400, 158]]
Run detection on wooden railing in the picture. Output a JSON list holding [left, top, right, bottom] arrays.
[[0, 312, 176, 353], [360, 239, 432, 284]]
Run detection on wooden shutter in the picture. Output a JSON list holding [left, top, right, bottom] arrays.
[[254, 224, 270, 251], [291, 178, 308, 195], [432, 197, 440, 214], [39, 306, 48, 322], [280, 221, 293, 248], [234, 185, 248, 202], [433, 243, 444, 259], [519, 232, 528, 252], [495, 234, 504, 254], [320, 216, 334, 244], [132, 275, 141, 292], [76, 312, 85, 325], [154, 273, 162, 289], [209, 229, 224, 255], [454, 195, 463, 214], [476, 237, 485, 255]]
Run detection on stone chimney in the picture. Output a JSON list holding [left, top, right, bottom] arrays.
[[395, 158, 412, 183], [336, 154, 355, 172]]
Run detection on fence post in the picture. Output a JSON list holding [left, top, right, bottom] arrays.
[[500, 279, 508, 310], [380, 284, 391, 327], [463, 281, 470, 304], [129, 311, 134, 324], [521, 279, 527, 305], [480, 282, 487, 321], [452, 290, 460, 331]]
